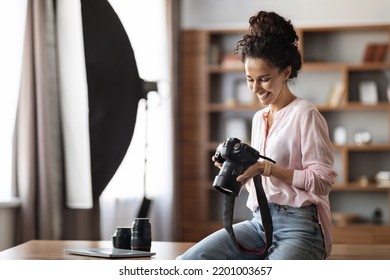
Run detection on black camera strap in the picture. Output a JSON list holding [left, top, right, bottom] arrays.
[[223, 174, 273, 258]]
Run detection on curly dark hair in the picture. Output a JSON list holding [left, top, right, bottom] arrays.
[[235, 11, 302, 79]]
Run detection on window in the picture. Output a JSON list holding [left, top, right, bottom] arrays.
[[0, 1, 28, 200]]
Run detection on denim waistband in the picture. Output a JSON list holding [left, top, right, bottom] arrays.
[[266, 203, 318, 221], [268, 203, 316, 210]]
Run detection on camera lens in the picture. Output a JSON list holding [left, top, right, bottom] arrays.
[[213, 161, 244, 197], [112, 227, 132, 249], [131, 218, 152, 252]]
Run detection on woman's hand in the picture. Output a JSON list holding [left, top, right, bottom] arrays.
[[238, 161, 295, 186], [211, 155, 223, 169], [236, 161, 264, 184]]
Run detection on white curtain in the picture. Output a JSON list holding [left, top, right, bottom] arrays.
[[100, 0, 175, 241], [0, 1, 28, 201], [56, 0, 93, 209]]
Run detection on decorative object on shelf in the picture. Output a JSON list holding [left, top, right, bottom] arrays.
[[225, 118, 248, 142], [375, 171, 390, 187], [333, 126, 347, 145], [353, 131, 372, 146], [332, 212, 361, 226], [234, 79, 253, 105], [372, 208, 383, 224], [328, 81, 345, 107], [224, 96, 237, 107], [358, 81, 378, 105], [357, 175, 370, 187]]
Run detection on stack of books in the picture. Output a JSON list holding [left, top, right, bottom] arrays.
[[221, 54, 242, 69]]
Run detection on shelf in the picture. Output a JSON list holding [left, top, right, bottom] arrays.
[[332, 184, 390, 191], [208, 65, 244, 73], [333, 223, 390, 229], [211, 61, 390, 74], [333, 224, 390, 244], [303, 62, 390, 71], [207, 103, 260, 112], [347, 63, 390, 71], [317, 102, 390, 111], [302, 62, 347, 71], [333, 144, 390, 151], [298, 24, 390, 32]]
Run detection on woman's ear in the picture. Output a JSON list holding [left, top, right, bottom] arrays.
[[284, 65, 292, 80]]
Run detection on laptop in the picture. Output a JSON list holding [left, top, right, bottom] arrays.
[[64, 248, 156, 258]]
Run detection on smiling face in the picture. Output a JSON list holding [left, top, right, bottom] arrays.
[[245, 57, 292, 108]]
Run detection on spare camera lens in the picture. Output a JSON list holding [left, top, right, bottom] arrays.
[[131, 218, 152, 252], [112, 226, 132, 249]]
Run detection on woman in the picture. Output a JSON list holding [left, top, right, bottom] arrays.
[[177, 11, 337, 260]]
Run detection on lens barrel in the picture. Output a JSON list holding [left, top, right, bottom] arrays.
[[112, 227, 132, 249], [213, 161, 244, 196], [131, 218, 152, 252]]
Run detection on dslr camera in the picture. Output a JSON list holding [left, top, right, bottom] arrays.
[[213, 137, 261, 196]]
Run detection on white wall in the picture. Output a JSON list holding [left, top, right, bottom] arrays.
[[181, 0, 390, 29]]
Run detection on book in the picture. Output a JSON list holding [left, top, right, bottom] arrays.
[[221, 53, 242, 68], [208, 43, 221, 65], [363, 43, 389, 63], [373, 43, 388, 62], [363, 43, 376, 62], [328, 81, 345, 107]]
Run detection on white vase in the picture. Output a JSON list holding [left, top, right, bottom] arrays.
[[333, 126, 347, 145]]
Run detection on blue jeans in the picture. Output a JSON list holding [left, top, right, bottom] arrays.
[[176, 203, 327, 260]]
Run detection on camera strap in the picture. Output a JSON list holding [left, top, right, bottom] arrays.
[[223, 174, 273, 258]]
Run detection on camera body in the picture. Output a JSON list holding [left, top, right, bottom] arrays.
[[213, 137, 260, 196]]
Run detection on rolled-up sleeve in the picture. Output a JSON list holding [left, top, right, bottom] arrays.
[[292, 109, 337, 195]]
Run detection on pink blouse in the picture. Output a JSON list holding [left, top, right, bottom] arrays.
[[245, 97, 337, 256]]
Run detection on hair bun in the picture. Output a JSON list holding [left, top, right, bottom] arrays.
[[249, 11, 298, 47]]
